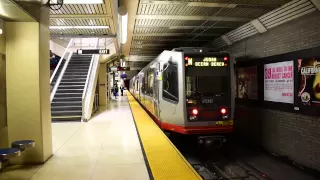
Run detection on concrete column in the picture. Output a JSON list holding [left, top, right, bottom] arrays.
[[0, 19, 8, 149], [5, 6, 52, 163], [98, 62, 107, 105]]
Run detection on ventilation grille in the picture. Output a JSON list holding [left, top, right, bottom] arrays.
[[208, 0, 317, 49], [259, 0, 317, 29], [226, 22, 259, 43], [211, 37, 228, 49]]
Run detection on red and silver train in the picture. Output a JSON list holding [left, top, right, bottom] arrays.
[[129, 47, 234, 143]]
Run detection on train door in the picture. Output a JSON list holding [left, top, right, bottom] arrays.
[[158, 59, 180, 126], [153, 63, 160, 119]]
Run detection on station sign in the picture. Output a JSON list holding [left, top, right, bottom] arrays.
[[110, 66, 130, 72], [110, 66, 118, 72], [118, 67, 130, 71], [77, 49, 110, 55]]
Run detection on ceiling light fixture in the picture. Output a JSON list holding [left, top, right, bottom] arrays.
[[187, 2, 237, 8], [169, 26, 232, 29], [62, 0, 104, 4], [118, 6, 128, 44], [49, 26, 109, 29]]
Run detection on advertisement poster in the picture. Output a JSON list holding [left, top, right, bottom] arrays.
[[237, 66, 258, 99], [264, 61, 294, 103], [297, 57, 320, 106]]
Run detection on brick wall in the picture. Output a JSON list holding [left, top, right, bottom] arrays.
[[227, 11, 320, 171]]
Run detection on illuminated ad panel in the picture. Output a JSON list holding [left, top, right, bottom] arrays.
[[237, 66, 258, 100], [297, 57, 320, 106], [264, 61, 294, 103]]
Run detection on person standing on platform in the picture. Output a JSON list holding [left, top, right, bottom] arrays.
[[120, 85, 124, 96], [113, 84, 118, 99]]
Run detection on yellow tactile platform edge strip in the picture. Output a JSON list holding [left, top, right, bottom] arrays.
[[127, 93, 202, 180]]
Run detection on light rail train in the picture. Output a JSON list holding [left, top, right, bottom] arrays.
[[129, 47, 234, 144]]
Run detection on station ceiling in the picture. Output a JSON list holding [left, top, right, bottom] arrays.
[[123, 0, 293, 69], [11, 0, 296, 71], [49, 1, 117, 38]]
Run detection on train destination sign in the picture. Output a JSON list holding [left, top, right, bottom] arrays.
[[185, 56, 228, 67]]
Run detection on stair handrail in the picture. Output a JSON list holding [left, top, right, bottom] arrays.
[[82, 55, 96, 101], [50, 51, 73, 102], [82, 38, 99, 120], [50, 38, 74, 84], [82, 54, 96, 120], [83, 55, 100, 120]]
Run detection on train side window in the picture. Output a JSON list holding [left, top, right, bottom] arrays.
[[147, 70, 154, 96], [135, 80, 139, 92], [162, 63, 178, 102], [141, 77, 145, 94]]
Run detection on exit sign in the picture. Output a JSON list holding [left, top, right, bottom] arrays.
[[77, 49, 109, 54]]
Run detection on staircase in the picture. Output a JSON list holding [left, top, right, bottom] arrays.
[[51, 54, 93, 121]]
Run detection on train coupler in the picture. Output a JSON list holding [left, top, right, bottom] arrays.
[[197, 135, 227, 148]]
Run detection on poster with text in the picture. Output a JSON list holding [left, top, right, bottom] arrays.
[[264, 61, 294, 103], [237, 66, 258, 99], [297, 57, 320, 106]]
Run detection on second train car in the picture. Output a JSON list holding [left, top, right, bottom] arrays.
[[129, 47, 234, 145]]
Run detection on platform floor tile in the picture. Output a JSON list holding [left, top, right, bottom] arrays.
[[0, 96, 149, 180]]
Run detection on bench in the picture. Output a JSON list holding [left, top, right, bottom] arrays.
[[11, 140, 35, 151], [0, 140, 35, 170]]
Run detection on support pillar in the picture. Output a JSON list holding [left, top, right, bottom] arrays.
[[0, 19, 7, 149], [5, 6, 52, 163], [99, 62, 107, 105]]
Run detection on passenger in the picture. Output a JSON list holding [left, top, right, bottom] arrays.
[[113, 85, 118, 99], [120, 85, 124, 96]]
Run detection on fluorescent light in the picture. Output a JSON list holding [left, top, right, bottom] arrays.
[[62, 0, 104, 4], [187, 2, 237, 8], [121, 13, 128, 44], [49, 26, 109, 29], [140, 0, 183, 5], [0, 29, 2, 35], [118, 6, 128, 45], [169, 26, 232, 29]]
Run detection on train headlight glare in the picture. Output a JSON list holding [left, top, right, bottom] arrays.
[[220, 108, 227, 114], [192, 109, 198, 115]]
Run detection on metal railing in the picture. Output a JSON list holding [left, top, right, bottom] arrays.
[[50, 40, 74, 102], [82, 38, 99, 120], [50, 38, 73, 84]]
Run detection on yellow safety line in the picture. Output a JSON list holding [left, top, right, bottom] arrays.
[[127, 93, 202, 180]]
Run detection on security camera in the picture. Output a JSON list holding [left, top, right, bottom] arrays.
[[47, 0, 63, 6], [47, 0, 64, 10]]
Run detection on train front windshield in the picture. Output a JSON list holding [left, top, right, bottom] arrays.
[[186, 76, 229, 97]]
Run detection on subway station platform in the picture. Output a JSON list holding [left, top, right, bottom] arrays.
[[0, 92, 200, 180]]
